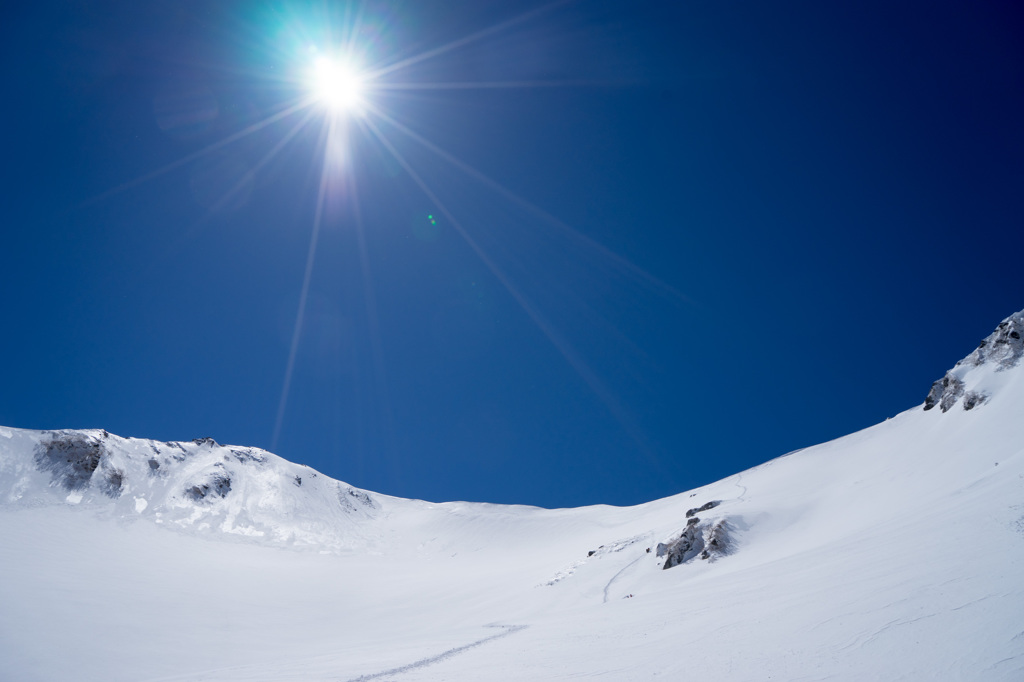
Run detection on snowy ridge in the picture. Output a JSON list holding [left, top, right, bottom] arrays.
[[0, 427, 378, 551], [924, 309, 1024, 412]]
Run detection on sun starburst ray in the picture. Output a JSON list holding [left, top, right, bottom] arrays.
[[372, 80, 607, 91], [360, 115, 660, 463], [76, 97, 314, 210], [366, 103, 691, 305], [347, 170, 398, 478], [363, 0, 573, 81], [174, 107, 320, 248], [272, 116, 335, 450]]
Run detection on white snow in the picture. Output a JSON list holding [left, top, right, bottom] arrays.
[[2, 312, 1024, 680]]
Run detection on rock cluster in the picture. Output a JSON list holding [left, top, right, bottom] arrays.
[[656, 516, 731, 569], [923, 310, 1023, 412]]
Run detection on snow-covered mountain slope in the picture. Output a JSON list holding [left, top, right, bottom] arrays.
[[2, 430, 379, 552], [2, 311, 1024, 681]]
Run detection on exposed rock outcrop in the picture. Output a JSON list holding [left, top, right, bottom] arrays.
[[184, 472, 232, 502], [961, 313, 1024, 370], [923, 310, 1023, 412], [685, 500, 719, 518], [962, 390, 988, 411], [657, 518, 732, 569], [924, 374, 964, 412], [33, 431, 106, 491]]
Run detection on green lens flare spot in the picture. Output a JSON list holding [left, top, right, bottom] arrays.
[[412, 211, 441, 242]]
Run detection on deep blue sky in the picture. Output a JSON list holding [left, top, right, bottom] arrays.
[[2, 0, 1023, 508]]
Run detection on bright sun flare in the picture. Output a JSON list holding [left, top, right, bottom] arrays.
[[311, 56, 364, 112]]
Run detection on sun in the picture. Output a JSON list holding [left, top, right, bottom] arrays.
[[310, 56, 365, 112]]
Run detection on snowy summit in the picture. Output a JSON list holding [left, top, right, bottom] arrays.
[[2, 309, 1023, 680]]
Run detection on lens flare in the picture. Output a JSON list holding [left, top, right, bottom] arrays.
[[311, 56, 364, 112]]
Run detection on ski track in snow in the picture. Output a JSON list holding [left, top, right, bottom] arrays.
[[342, 624, 527, 682], [602, 555, 645, 603], [983, 656, 1024, 678], [734, 472, 747, 502]]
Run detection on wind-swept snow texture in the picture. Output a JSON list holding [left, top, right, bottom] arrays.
[[3, 310, 1024, 681]]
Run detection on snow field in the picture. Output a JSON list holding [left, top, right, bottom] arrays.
[[3, 311, 1024, 680]]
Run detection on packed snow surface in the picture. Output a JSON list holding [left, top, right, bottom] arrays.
[[2, 311, 1024, 680]]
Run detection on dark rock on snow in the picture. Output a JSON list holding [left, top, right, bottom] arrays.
[[33, 432, 105, 491], [185, 474, 232, 501], [658, 519, 732, 569], [685, 500, 720, 518], [923, 311, 1024, 412]]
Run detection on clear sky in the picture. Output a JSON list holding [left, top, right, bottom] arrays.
[[3, 0, 1023, 508]]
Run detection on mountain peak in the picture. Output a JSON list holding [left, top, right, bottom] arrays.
[[958, 309, 1024, 370], [923, 309, 1024, 412]]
